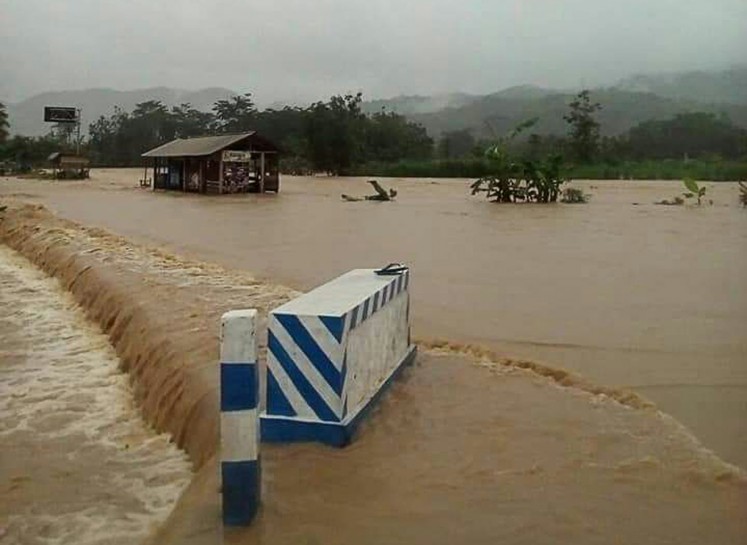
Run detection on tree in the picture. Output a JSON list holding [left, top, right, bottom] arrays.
[[0, 135, 59, 170], [50, 122, 76, 149], [87, 101, 179, 165], [0, 102, 9, 144], [625, 112, 747, 160], [171, 103, 214, 138], [364, 109, 433, 162], [564, 90, 601, 163], [438, 129, 476, 159], [213, 93, 256, 133], [305, 93, 365, 174], [88, 107, 129, 165]]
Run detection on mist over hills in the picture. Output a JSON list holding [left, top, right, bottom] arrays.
[[614, 67, 747, 105], [409, 86, 747, 139], [4, 67, 746, 139]]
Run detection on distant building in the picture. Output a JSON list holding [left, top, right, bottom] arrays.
[[141, 132, 280, 194], [47, 152, 90, 179]]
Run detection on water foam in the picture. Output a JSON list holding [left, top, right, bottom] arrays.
[[0, 245, 192, 544]]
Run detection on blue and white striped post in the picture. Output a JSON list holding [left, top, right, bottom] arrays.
[[220, 309, 260, 526]]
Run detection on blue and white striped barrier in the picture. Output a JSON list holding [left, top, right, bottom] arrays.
[[220, 309, 260, 525], [261, 268, 416, 446]]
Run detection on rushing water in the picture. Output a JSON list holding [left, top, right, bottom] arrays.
[[4, 172, 744, 469], [0, 245, 191, 544]]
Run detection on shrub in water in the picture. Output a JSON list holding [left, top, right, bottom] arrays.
[[682, 177, 707, 205], [560, 187, 590, 204]]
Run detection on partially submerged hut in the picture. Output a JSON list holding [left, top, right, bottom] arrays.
[[48, 152, 90, 179], [141, 132, 280, 194]]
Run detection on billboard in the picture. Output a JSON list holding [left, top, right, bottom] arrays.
[[44, 106, 78, 123]]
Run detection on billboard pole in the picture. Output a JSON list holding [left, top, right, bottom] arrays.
[[76, 109, 81, 155]]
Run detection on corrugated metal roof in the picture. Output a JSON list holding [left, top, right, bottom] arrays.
[[141, 132, 255, 158]]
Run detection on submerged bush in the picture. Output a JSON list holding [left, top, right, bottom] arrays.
[[682, 177, 707, 205], [560, 187, 590, 203], [739, 182, 747, 207], [655, 196, 685, 206], [471, 155, 566, 203], [471, 120, 568, 204]]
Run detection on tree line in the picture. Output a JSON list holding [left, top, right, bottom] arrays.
[[1, 90, 746, 177], [87, 93, 433, 174]]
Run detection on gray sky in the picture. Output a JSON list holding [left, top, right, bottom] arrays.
[[2, 0, 746, 105]]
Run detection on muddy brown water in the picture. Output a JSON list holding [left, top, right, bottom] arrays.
[[2, 171, 744, 470], [1, 174, 746, 544], [0, 245, 192, 544]]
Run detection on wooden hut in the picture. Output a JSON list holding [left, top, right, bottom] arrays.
[[48, 152, 90, 179], [141, 132, 280, 194]]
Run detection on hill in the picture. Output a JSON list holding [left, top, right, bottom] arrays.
[[362, 67, 747, 138], [615, 66, 747, 105], [5, 87, 236, 137], [5, 67, 747, 139], [408, 88, 747, 139], [361, 93, 475, 115]]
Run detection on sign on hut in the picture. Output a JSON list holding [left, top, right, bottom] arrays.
[[141, 132, 280, 194]]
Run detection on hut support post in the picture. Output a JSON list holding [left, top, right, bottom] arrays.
[[220, 309, 261, 525], [259, 153, 265, 193], [219, 158, 224, 195]]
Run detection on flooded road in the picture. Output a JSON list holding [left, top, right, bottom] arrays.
[[1, 172, 745, 469], [0, 245, 192, 544]]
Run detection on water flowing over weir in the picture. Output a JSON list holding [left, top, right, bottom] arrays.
[[0, 200, 745, 544], [0, 245, 191, 544], [5, 172, 745, 468]]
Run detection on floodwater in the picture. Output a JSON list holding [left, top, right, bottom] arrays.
[[0, 245, 192, 544], [241, 352, 747, 545], [2, 171, 744, 469]]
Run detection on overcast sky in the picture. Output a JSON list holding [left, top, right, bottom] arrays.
[[2, 0, 746, 105]]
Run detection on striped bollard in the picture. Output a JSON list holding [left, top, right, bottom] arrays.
[[220, 309, 260, 525]]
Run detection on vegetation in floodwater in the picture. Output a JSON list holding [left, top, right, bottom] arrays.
[[655, 178, 716, 206], [560, 187, 590, 203], [682, 177, 707, 205], [341, 180, 397, 202], [739, 182, 747, 207], [470, 119, 567, 204], [655, 196, 685, 206]]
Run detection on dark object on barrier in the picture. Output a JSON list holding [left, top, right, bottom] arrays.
[[342, 180, 397, 202], [375, 263, 409, 276]]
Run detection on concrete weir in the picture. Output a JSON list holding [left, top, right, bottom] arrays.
[[261, 268, 416, 446]]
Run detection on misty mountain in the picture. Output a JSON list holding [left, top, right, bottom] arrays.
[[361, 93, 476, 115], [6, 87, 236, 137], [615, 66, 747, 105], [5, 68, 747, 140], [407, 88, 747, 139], [358, 67, 747, 138]]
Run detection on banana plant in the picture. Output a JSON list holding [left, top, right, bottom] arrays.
[[471, 121, 566, 204], [683, 177, 707, 205]]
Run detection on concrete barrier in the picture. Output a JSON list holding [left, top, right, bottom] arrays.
[[261, 268, 416, 446], [220, 309, 260, 525]]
